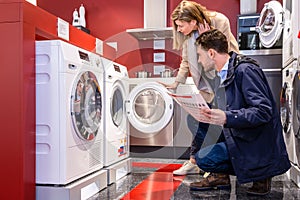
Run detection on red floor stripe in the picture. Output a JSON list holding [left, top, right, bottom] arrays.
[[120, 163, 184, 200], [132, 162, 172, 169]]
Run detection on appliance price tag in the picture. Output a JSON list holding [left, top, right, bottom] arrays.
[[57, 18, 69, 41], [153, 52, 165, 62], [154, 40, 165, 49], [96, 38, 103, 55]]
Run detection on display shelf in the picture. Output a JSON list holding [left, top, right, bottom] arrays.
[[240, 48, 282, 56], [22, 2, 116, 59], [126, 27, 173, 40]]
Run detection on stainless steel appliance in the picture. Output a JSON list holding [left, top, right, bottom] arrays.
[[172, 78, 200, 158], [237, 14, 261, 50], [237, 14, 282, 50], [240, 49, 282, 111], [127, 77, 175, 147], [173, 77, 198, 148]]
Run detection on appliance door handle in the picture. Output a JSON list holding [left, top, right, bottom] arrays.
[[125, 100, 130, 115], [262, 69, 281, 72]]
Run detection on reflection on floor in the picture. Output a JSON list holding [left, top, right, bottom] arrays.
[[89, 158, 300, 200]]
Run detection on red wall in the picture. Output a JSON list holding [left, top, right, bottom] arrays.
[[38, 0, 283, 77]]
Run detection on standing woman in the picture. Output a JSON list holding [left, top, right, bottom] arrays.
[[164, 0, 239, 176]]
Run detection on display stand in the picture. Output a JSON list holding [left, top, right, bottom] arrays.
[[36, 170, 107, 200], [105, 158, 132, 185], [290, 163, 300, 188]]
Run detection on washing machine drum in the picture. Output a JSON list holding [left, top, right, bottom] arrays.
[[256, 0, 283, 48], [134, 89, 165, 122], [293, 71, 300, 138], [71, 71, 102, 141], [127, 82, 173, 134], [111, 85, 125, 127]]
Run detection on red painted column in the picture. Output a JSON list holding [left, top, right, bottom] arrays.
[[0, 1, 116, 199], [0, 2, 36, 200]]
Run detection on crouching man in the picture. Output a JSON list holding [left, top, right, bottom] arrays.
[[190, 29, 291, 196]]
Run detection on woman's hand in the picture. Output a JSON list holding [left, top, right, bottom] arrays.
[[158, 81, 179, 90], [198, 20, 210, 35]]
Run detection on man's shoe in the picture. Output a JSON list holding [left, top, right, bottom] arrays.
[[189, 173, 231, 191], [246, 178, 272, 196], [173, 161, 204, 175]]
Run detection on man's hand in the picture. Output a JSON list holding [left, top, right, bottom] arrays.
[[200, 107, 226, 126]]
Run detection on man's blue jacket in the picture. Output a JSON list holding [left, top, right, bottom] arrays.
[[217, 52, 291, 184]]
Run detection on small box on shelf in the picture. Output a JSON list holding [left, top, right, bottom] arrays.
[[74, 25, 90, 34]]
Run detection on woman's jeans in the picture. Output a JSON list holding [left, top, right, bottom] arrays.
[[195, 142, 234, 173], [189, 119, 209, 157]]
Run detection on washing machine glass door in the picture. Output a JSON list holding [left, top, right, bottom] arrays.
[[126, 82, 173, 134], [71, 71, 102, 141], [280, 82, 292, 133], [256, 0, 283, 48], [293, 70, 300, 137], [111, 80, 126, 131]]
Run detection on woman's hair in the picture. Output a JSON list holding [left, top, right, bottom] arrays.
[[171, 0, 215, 50]]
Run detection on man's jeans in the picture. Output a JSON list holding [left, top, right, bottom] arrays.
[[195, 142, 234, 173]]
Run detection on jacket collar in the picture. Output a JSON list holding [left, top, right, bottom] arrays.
[[220, 52, 237, 87], [221, 51, 261, 87]]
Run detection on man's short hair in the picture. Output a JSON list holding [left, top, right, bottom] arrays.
[[195, 29, 229, 54]]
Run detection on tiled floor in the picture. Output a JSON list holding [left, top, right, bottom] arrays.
[[89, 158, 300, 200]]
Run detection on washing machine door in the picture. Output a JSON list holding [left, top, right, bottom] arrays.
[[71, 71, 102, 141], [293, 70, 300, 137], [110, 80, 127, 132], [256, 0, 284, 48], [126, 82, 173, 134], [293, 69, 300, 165], [280, 81, 292, 133]]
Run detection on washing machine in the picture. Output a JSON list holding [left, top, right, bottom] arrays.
[[173, 77, 198, 148], [280, 62, 297, 165], [256, 0, 299, 67], [257, 0, 300, 186], [293, 64, 300, 165], [127, 77, 175, 147], [35, 40, 104, 185], [101, 57, 130, 167], [291, 61, 300, 187]]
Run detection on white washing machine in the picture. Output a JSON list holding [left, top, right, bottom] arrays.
[[36, 40, 104, 185], [101, 57, 130, 167], [291, 62, 300, 187], [292, 64, 300, 166], [256, 0, 299, 67], [280, 62, 297, 165], [256, 1, 283, 49], [257, 0, 300, 186], [127, 77, 175, 146]]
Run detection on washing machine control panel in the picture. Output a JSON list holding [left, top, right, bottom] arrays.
[[79, 51, 90, 62], [83, 51, 103, 72]]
